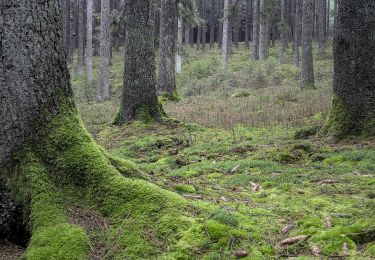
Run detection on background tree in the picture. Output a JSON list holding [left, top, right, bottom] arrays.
[[278, 0, 288, 64], [221, 0, 230, 68], [98, 0, 111, 102], [325, 0, 375, 139], [300, 0, 314, 89], [259, 0, 272, 60], [77, 0, 86, 77], [114, 0, 162, 123], [158, 0, 178, 100], [293, 0, 301, 66], [86, 0, 94, 94], [318, 0, 326, 58], [252, 0, 260, 59]]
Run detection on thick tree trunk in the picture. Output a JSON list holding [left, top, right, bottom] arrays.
[[326, 0, 375, 139], [252, 0, 260, 60], [300, 0, 314, 89], [221, 0, 230, 68], [158, 0, 178, 100], [97, 0, 111, 102], [1, 2, 194, 258], [114, 0, 162, 123], [86, 0, 93, 91], [318, 0, 326, 57], [259, 0, 270, 60], [77, 0, 85, 77]]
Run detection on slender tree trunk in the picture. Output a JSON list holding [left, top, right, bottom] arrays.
[[279, 0, 288, 64], [252, 0, 260, 60], [97, 0, 110, 102], [326, 0, 330, 34], [202, 0, 207, 50], [218, 0, 223, 48], [233, 0, 240, 48], [259, 0, 270, 60], [209, 0, 215, 49], [244, 0, 252, 49], [176, 4, 183, 74], [293, 0, 301, 66], [185, 23, 190, 46], [69, 0, 76, 64], [77, 0, 85, 77], [115, 0, 162, 123], [326, 0, 375, 138], [65, 0, 72, 62], [318, 0, 326, 58], [158, 0, 178, 100], [86, 0, 93, 92], [189, 27, 194, 48], [221, 0, 230, 68], [301, 0, 314, 89]]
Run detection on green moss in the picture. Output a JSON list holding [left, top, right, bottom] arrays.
[[175, 185, 196, 194], [209, 208, 238, 226], [159, 89, 181, 102], [366, 244, 375, 257], [206, 220, 230, 240]]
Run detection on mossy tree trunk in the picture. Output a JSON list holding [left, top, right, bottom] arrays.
[[158, 0, 179, 101], [1, 1, 196, 258], [114, 0, 163, 124], [325, 0, 375, 139]]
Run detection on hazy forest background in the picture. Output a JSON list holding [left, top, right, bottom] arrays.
[[1, 0, 374, 259]]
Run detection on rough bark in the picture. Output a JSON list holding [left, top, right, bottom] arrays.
[[221, 0, 230, 68], [259, 0, 270, 60], [245, 0, 253, 49], [86, 0, 93, 90], [158, 0, 178, 100], [97, 0, 111, 102], [318, 0, 326, 58], [326, 0, 375, 138], [68, 0, 76, 64], [77, 0, 85, 77], [0, 0, 73, 165], [300, 0, 314, 89], [114, 0, 162, 123], [252, 0, 260, 59]]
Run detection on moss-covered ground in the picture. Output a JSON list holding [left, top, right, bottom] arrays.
[[16, 44, 369, 259]]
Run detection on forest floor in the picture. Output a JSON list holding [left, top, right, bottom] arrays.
[[68, 45, 375, 258]]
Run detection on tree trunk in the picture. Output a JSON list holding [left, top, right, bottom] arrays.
[[244, 0, 252, 49], [300, 0, 314, 89], [209, 0, 215, 48], [259, 0, 270, 60], [252, 0, 260, 60], [326, 0, 375, 139], [218, 0, 223, 48], [1, 2, 193, 258], [221, 0, 230, 68], [69, 0, 76, 64], [293, 0, 301, 66], [202, 0, 207, 50], [278, 0, 288, 64], [77, 0, 85, 77], [318, 0, 326, 58], [176, 4, 183, 74], [233, 0, 240, 48], [86, 0, 94, 92], [114, 0, 162, 123], [97, 0, 111, 102], [185, 23, 190, 46], [158, 0, 178, 100]]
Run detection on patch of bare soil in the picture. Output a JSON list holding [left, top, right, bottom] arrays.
[[0, 241, 24, 260]]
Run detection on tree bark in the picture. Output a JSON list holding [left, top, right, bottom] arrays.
[[318, 0, 326, 58], [97, 0, 111, 102], [176, 4, 183, 74], [326, 0, 375, 138], [293, 0, 301, 66], [202, 0, 207, 50], [233, 0, 240, 48], [158, 0, 178, 100], [114, 0, 162, 123], [209, 0, 215, 48], [300, 0, 314, 89], [221, 0, 230, 68], [86, 0, 93, 92], [259, 0, 270, 60], [279, 0, 288, 64], [77, 0, 85, 77], [218, 0, 223, 48], [252, 0, 260, 60]]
